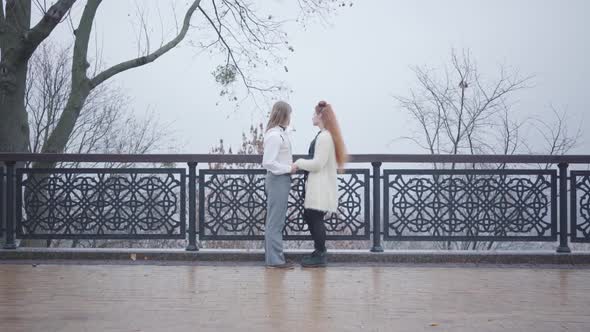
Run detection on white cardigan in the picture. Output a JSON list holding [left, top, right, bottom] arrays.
[[295, 130, 338, 213]]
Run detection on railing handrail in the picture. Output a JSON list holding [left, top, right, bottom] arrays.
[[1, 153, 590, 164]]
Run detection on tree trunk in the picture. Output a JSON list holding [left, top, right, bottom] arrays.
[[0, 58, 31, 246], [1, 0, 32, 247], [0, 0, 32, 153], [39, 84, 91, 156], [0, 62, 30, 152], [18, 87, 90, 248]]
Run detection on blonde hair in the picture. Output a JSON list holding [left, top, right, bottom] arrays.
[[266, 101, 292, 131], [315, 101, 348, 168]]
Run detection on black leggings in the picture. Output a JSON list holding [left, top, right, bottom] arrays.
[[304, 209, 327, 252]]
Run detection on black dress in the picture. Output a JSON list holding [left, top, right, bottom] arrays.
[[302, 131, 322, 195]]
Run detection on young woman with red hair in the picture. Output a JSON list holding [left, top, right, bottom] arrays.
[[294, 100, 347, 267]]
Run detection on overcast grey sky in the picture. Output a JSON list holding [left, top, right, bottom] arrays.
[[48, 0, 590, 154]]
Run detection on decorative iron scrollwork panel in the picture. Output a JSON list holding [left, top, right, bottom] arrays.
[[384, 170, 557, 241], [571, 171, 590, 242], [16, 169, 186, 239], [199, 169, 370, 240], [199, 170, 267, 238]]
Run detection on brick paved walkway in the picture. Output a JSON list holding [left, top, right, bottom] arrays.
[[1, 263, 589, 331]]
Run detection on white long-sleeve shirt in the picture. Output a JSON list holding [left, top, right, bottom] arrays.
[[262, 126, 293, 175]]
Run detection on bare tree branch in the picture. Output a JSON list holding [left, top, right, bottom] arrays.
[[33, 0, 49, 15], [0, 0, 5, 32], [71, 0, 99, 85], [20, 0, 76, 60], [189, 0, 341, 108], [90, 0, 201, 89], [37, 0, 101, 156], [199, 5, 278, 93], [528, 106, 582, 170], [132, 0, 151, 57]]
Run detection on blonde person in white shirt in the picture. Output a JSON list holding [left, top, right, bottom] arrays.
[[262, 101, 297, 269], [293, 101, 348, 268]]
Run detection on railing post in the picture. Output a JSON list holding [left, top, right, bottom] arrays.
[[1, 163, 5, 241], [0, 162, 6, 236], [3, 161, 16, 249], [371, 162, 384, 252], [186, 162, 198, 251], [557, 162, 571, 253]]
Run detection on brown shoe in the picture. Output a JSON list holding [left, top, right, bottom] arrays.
[[266, 261, 295, 269]]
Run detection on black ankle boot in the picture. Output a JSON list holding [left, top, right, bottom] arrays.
[[302, 251, 327, 267]]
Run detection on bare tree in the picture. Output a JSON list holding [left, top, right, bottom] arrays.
[[524, 106, 582, 169], [397, 50, 581, 164], [396, 49, 533, 167], [20, 41, 170, 247], [395, 49, 581, 250], [0, 0, 345, 157]]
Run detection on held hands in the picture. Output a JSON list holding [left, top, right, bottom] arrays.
[[290, 163, 299, 174]]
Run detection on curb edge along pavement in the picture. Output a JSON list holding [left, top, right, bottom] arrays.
[[1, 248, 590, 265]]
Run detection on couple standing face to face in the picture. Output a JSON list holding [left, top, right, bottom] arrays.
[[262, 100, 346, 268]]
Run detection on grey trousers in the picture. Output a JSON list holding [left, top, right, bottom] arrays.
[[264, 173, 291, 265]]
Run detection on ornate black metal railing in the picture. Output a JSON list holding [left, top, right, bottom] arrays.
[[15, 168, 186, 239], [2, 153, 590, 252], [571, 171, 590, 243], [199, 169, 370, 240], [384, 169, 557, 241]]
